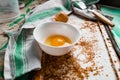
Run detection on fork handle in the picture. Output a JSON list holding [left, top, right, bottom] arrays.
[[92, 10, 115, 27]]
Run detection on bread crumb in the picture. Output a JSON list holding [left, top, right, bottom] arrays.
[[54, 12, 68, 23]]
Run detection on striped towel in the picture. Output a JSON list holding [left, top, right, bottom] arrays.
[[4, 0, 68, 79]]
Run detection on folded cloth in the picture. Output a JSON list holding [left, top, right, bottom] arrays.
[[4, 28, 42, 79], [4, 0, 67, 79], [4, 0, 100, 79]]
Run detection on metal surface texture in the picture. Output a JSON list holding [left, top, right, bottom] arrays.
[[34, 14, 120, 80]]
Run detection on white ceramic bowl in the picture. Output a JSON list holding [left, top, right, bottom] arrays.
[[33, 22, 80, 56]]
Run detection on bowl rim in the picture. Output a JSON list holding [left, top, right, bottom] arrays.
[[33, 22, 80, 48]]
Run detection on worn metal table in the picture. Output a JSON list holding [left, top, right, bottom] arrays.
[[33, 14, 120, 80]]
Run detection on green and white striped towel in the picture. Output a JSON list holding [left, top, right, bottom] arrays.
[[4, 0, 68, 79]]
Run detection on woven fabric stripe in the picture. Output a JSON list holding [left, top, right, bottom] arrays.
[[12, 30, 24, 78], [0, 52, 4, 78], [25, 7, 66, 24], [0, 42, 8, 51], [8, 14, 25, 27], [64, 0, 71, 10], [22, 30, 28, 74]]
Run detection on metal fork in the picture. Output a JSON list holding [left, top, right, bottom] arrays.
[[71, 0, 115, 27]]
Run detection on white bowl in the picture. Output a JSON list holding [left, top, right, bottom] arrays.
[[33, 22, 80, 56]]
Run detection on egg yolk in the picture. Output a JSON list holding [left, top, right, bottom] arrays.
[[44, 35, 72, 47], [51, 36, 65, 46]]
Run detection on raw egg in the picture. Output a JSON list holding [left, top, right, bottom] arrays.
[[44, 35, 72, 47]]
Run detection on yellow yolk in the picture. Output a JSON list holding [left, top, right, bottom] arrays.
[[44, 35, 72, 47], [51, 36, 65, 46]]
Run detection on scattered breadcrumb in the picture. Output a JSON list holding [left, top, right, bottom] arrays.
[[34, 20, 104, 80]]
